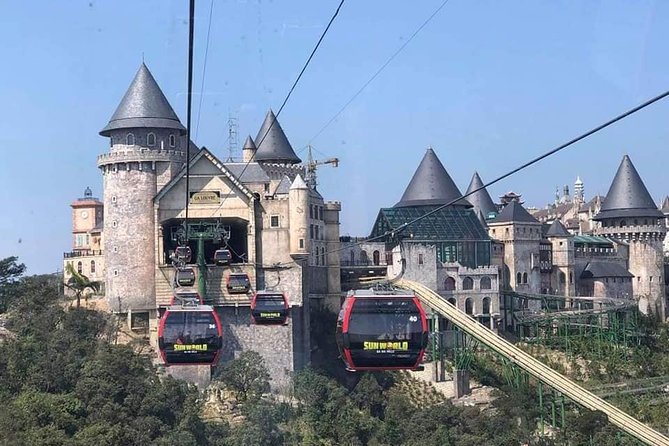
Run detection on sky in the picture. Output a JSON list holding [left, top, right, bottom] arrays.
[[1, 0, 669, 274]]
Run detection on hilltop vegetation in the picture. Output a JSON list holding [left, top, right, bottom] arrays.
[[0, 256, 663, 445]]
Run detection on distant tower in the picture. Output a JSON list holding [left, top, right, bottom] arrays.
[[545, 219, 575, 297], [242, 135, 257, 163], [574, 176, 584, 204], [562, 185, 570, 203], [70, 187, 104, 253], [593, 155, 666, 318], [97, 63, 186, 312]]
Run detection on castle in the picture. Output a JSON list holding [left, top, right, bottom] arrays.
[[63, 63, 342, 388], [64, 64, 668, 386]]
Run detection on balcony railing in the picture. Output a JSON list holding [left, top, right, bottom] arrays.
[[64, 250, 103, 258], [340, 260, 388, 267]]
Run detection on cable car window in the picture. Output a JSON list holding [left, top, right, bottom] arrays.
[[252, 293, 288, 325], [160, 310, 221, 365], [227, 274, 250, 294]]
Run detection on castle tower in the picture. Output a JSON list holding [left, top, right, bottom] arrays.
[[70, 187, 104, 253], [97, 63, 187, 312], [574, 176, 584, 204], [661, 196, 669, 256], [487, 200, 542, 300], [289, 174, 310, 257], [465, 172, 497, 221], [545, 219, 575, 297], [593, 155, 666, 318], [242, 135, 257, 163]]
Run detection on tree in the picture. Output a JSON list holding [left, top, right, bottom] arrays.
[[0, 256, 26, 312], [215, 351, 271, 403], [65, 262, 101, 308]]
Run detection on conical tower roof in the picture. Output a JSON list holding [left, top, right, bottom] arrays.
[[254, 110, 301, 164], [243, 135, 257, 150], [593, 155, 663, 220], [395, 148, 471, 208], [465, 172, 497, 218], [660, 196, 669, 214], [546, 219, 570, 237], [100, 63, 185, 136]]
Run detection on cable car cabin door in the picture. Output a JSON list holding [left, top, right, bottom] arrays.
[[158, 309, 222, 365], [341, 296, 427, 371], [251, 293, 288, 325]]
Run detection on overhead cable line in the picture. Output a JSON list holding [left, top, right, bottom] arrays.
[[289, 88, 669, 263], [307, 0, 451, 145], [184, 0, 196, 243], [195, 0, 215, 141], [207, 0, 346, 217]]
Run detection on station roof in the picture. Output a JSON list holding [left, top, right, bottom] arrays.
[[370, 205, 489, 242]]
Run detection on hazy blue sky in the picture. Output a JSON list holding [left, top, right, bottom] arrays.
[[1, 0, 669, 274]]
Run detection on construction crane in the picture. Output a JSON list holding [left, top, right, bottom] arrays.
[[305, 145, 339, 189]]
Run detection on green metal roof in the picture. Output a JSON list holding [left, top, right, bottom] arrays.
[[370, 206, 489, 241], [573, 235, 613, 245]]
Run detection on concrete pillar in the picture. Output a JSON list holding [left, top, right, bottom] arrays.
[[453, 369, 471, 398]]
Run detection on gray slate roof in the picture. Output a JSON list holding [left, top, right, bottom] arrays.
[[492, 201, 539, 224], [395, 148, 471, 208], [224, 163, 270, 183], [546, 219, 570, 237], [274, 175, 292, 195], [465, 171, 497, 218], [581, 261, 633, 279], [100, 63, 185, 136], [593, 155, 663, 220], [254, 110, 301, 164]]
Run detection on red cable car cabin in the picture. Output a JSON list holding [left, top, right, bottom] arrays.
[[251, 291, 289, 325], [158, 303, 222, 365], [226, 273, 251, 294], [336, 289, 428, 372]]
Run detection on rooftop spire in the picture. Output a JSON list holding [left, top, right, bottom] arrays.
[[243, 135, 257, 150], [100, 63, 185, 136], [465, 172, 497, 218], [254, 110, 301, 164], [593, 155, 663, 220], [395, 148, 471, 208]]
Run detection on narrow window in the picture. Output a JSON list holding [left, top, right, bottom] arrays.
[[90, 260, 96, 274], [147, 132, 156, 146], [315, 225, 319, 240], [299, 239, 304, 249], [270, 215, 280, 228], [372, 250, 380, 266], [465, 298, 473, 315], [126, 133, 135, 145], [310, 205, 314, 219], [516, 272, 522, 284], [321, 247, 325, 266], [523, 272, 528, 284], [482, 297, 491, 315], [77, 261, 83, 274], [310, 224, 314, 239], [169, 134, 176, 147], [418, 253, 424, 265]]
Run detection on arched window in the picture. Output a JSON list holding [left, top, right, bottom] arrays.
[[169, 134, 176, 147], [448, 297, 456, 306], [147, 132, 156, 146], [516, 272, 522, 284], [90, 260, 96, 274], [349, 250, 355, 265], [465, 298, 474, 315], [463, 277, 474, 290], [126, 133, 135, 145], [482, 297, 491, 315], [373, 250, 380, 266], [360, 250, 368, 265], [569, 272, 573, 284], [480, 276, 492, 290], [522, 272, 528, 284], [559, 272, 566, 284], [77, 261, 83, 274], [445, 277, 456, 291]]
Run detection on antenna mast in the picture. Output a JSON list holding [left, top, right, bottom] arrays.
[[227, 111, 238, 162]]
